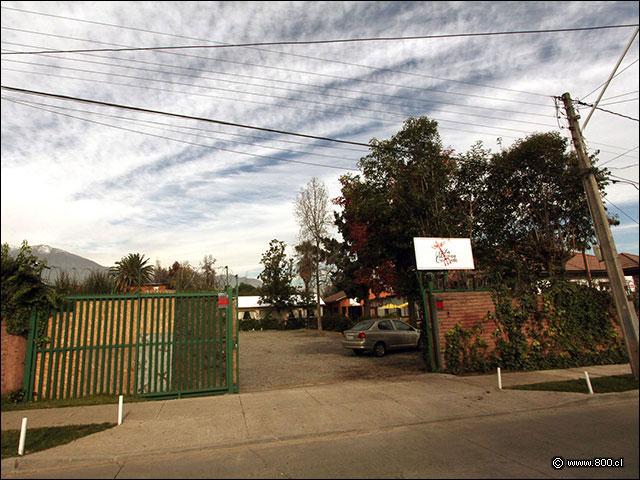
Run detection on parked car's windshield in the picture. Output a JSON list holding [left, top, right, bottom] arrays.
[[351, 320, 374, 331]]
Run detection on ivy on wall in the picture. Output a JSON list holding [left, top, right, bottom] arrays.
[[443, 280, 628, 375], [1, 241, 59, 337]]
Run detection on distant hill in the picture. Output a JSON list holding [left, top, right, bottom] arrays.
[[6, 244, 109, 283], [6, 244, 263, 288], [237, 276, 262, 288]]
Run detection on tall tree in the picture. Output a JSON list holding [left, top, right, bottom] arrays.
[[294, 240, 316, 306], [109, 253, 153, 293], [200, 254, 218, 291], [335, 116, 465, 323], [476, 132, 613, 289], [294, 177, 332, 331], [257, 239, 297, 320]]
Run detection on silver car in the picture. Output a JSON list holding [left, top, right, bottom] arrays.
[[342, 318, 423, 357]]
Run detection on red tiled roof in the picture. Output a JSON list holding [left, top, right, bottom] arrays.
[[566, 252, 639, 274]]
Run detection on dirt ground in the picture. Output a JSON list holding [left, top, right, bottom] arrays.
[[238, 329, 426, 393]]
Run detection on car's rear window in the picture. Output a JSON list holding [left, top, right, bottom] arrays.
[[351, 320, 374, 331]]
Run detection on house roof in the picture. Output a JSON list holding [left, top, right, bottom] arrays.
[[323, 291, 348, 303], [566, 252, 639, 276]]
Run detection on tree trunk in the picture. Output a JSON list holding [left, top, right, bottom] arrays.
[[316, 240, 323, 332]]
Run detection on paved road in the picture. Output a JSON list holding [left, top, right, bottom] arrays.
[[3, 393, 638, 478]]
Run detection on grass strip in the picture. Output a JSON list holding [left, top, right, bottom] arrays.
[[1, 423, 115, 460], [1, 394, 149, 412], [506, 374, 639, 394]]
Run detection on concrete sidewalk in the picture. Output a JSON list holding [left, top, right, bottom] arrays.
[[2, 364, 636, 475]]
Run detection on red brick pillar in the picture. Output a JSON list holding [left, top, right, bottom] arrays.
[[1, 320, 27, 394]]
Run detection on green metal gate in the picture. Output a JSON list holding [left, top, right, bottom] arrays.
[[22, 288, 239, 401]]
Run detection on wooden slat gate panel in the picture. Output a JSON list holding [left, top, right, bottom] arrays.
[[23, 289, 238, 401]]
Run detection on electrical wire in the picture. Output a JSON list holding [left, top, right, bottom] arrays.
[[0, 85, 372, 147], [1, 58, 558, 129], [1, 95, 360, 172], [0, 44, 557, 120], [598, 146, 639, 167], [580, 59, 640, 101], [604, 199, 640, 224], [3, 3, 634, 95], [610, 174, 640, 185], [1, 94, 365, 162], [3, 22, 637, 55], [0, 27, 555, 108]]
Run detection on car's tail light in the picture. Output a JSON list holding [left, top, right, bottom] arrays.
[[358, 332, 366, 339]]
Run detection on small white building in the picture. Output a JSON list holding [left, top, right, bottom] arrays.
[[237, 295, 325, 320]]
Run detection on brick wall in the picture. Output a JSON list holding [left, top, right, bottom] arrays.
[[1, 320, 27, 395], [434, 291, 497, 354]]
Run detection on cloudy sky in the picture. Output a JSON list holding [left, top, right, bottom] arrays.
[[1, 1, 638, 278]]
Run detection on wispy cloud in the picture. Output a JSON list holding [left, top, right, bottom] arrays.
[[2, 1, 638, 277]]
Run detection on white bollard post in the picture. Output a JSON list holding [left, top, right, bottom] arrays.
[[118, 395, 123, 425], [18, 417, 27, 456], [584, 371, 594, 395], [497, 367, 502, 390]]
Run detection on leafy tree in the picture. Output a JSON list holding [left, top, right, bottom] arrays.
[[294, 177, 333, 331], [1, 241, 59, 336], [335, 116, 466, 323], [82, 270, 112, 294], [294, 239, 316, 306], [199, 254, 219, 291], [53, 270, 82, 295], [475, 132, 613, 289], [109, 253, 153, 293], [257, 239, 297, 320]]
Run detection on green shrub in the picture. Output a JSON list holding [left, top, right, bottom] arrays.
[[443, 280, 629, 374], [320, 313, 357, 332]]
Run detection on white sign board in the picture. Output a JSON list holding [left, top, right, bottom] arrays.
[[414, 237, 475, 270]]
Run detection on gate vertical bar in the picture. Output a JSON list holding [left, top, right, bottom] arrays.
[[71, 299, 85, 398], [105, 298, 116, 395], [62, 300, 73, 399], [22, 308, 38, 402], [51, 303, 65, 400], [225, 286, 233, 392]]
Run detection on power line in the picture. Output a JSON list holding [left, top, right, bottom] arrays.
[[1, 58, 558, 129], [605, 199, 640, 224], [576, 100, 639, 122], [0, 84, 372, 148], [580, 59, 640, 101], [0, 27, 554, 108], [2, 42, 550, 118], [610, 174, 640, 186], [1, 95, 360, 172], [598, 146, 640, 166], [0, 80, 528, 141], [2, 20, 636, 55], [609, 164, 639, 170], [1, 95, 365, 162]]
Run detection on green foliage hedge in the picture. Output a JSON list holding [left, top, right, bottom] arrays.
[[239, 312, 359, 332], [443, 280, 629, 375]]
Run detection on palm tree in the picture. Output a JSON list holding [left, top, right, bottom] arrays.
[[109, 253, 153, 293]]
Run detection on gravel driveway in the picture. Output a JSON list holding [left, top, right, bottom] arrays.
[[238, 329, 426, 392]]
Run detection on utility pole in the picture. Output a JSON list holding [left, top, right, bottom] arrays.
[[561, 92, 639, 380]]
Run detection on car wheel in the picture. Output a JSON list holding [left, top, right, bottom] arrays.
[[373, 342, 386, 357], [353, 349, 364, 355]]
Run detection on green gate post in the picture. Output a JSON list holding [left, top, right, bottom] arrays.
[[416, 272, 436, 372], [234, 275, 240, 393], [225, 285, 234, 393], [427, 276, 442, 371], [22, 308, 38, 402]]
